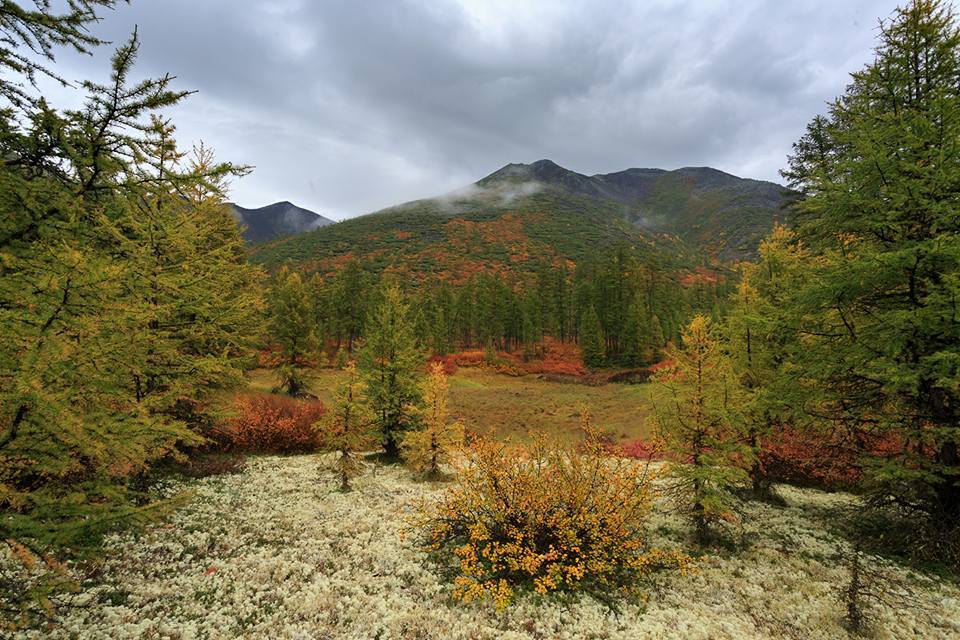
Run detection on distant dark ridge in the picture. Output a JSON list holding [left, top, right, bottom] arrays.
[[228, 201, 334, 243]]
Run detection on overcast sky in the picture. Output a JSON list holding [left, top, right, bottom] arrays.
[[42, 0, 902, 220]]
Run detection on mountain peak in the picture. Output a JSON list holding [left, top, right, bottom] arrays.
[[229, 201, 334, 244]]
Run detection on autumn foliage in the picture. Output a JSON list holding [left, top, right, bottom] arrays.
[[415, 428, 690, 609], [219, 394, 326, 453], [402, 362, 465, 478], [756, 426, 908, 490], [443, 338, 585, 377]]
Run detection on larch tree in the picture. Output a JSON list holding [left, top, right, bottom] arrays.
[[1, 18, 259, 579], [649, 315, 750, 544], [357, 282, 424, 459], [315, 363, 377, 491], [402, 361, 464, 479], [724, 225, 810, 496], [784, 0, 960, 522], [267, 266, 318, 396]]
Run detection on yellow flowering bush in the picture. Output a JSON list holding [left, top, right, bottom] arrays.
[[415, 422, 691, 609]]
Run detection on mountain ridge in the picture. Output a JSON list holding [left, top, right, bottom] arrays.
[[250, 159, 793, 279], [229, 201, 334, 244]]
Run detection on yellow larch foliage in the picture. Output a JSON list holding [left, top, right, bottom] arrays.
[[401, 361, 464, 479]]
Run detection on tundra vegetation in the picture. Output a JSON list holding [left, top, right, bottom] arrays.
[[2, 0, 960, 638]]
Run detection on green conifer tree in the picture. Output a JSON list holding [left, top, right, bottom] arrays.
[[357, 282, 424, 459], [268, 267, 318, 396], [315, 363, 378, 491], [579, 305, 606, 368], [784, 0, 960, 521]]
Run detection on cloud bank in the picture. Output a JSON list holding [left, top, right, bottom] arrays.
[[39, 0, 901, 219]]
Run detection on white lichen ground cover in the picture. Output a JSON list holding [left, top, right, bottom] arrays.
[[4, 455, 960, 640]]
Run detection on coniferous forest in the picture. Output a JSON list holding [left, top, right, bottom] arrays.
[[2, 1, 960, 638]]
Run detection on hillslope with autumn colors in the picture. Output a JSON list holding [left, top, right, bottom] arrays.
[[250, 160, 793, 282]]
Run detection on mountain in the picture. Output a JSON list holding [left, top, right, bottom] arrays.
[[479, 160, 792, 261], [228, 201, 333, 244], [250, 160, 793, 280]]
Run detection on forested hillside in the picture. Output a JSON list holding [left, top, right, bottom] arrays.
[[251, 159, 791, 281]]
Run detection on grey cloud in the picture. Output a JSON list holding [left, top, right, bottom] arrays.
[[39, 0, 903, 219]]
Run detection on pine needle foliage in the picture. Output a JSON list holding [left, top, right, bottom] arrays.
[[357, 282, 424, 459], [0, 9, 261, 618], [578, 304, 605, 368], [267, 266, 318, 396], [724, 225, 811, 496], [783, 0, 960, 523]]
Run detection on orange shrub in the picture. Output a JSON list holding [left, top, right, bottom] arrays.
[[537, 337, 586, 376], [426, 354, 458, 376], [448, 350, 486, 367], [218, 393, 325, 453], [757, 425, 910, 490], [414, 431, 690, 609]]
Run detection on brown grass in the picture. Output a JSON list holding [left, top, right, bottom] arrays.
[[244, 367, 652, 445]]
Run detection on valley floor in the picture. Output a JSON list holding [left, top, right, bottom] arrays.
[[248, 367, 657, 444], [5, 455, 958, 640]]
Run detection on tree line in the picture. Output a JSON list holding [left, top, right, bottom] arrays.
[[267, 250, 733, 373]]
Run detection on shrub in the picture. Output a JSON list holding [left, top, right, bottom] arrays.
[[757, 425, 907, 490], [537, 337, 586, 376], [619, 437, 665, 461], [414, 430, 690, 609], [218, 394, 326, 453], [426, 354, 458, 376]]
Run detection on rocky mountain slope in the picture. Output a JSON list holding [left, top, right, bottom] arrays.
[[229, 201, 333, 244]]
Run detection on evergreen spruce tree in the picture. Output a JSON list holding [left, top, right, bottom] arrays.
[[649, 315, 750, 544], [579, 305, 606, 368], [784, 0, 960, 521], [520, 292, 542, 361], [621, 295, 653, 367], [649, 314, 666, 349], [357, 282, 424, 459]]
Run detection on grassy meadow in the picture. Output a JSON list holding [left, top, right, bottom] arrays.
[[244, 366, 654, 444]]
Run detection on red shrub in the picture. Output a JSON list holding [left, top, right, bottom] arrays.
[[619, 438, 665, 461], [449, 350, 486, 367], [257, 343, 285, 368], [537, 338, 586, 376], [218, 393, 326, 453], [427, 354, 458, 376], [758, 425, 911, 490]]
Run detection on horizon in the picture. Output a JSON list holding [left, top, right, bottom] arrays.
[[36, 0, 899, 220], [233, 159, 786, 220]]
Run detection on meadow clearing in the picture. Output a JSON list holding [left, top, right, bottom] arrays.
[[246, 367, 655, 445], [4, 369, 959, 639]]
